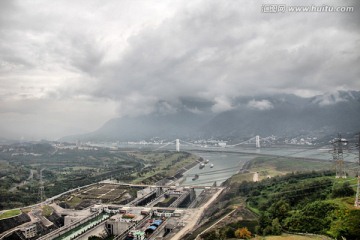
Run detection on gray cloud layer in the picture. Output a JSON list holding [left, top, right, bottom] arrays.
[[0, 0, 359, 139]]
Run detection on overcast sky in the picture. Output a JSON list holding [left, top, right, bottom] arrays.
[[0, 0, 359, 140]]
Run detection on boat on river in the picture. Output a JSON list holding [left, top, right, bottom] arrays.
[[192, 174, 199, 181]]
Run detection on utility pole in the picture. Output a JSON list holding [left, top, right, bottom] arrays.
[[355, 133, 360, 207], [333, 134, 348, 178]]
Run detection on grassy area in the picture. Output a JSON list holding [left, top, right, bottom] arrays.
[[228, 172, 254, 184], [334, 177, 358, 191], [251, 157, 332, 177], [227, 196, 247, 208], [230, 156, 334, 184], [0, 209, 21, 219], [162, 196, 176, 204], [0, 145, 147, 210], [0, 160, 9, 168], [130, 151, 198, 183], [63, 166, 97, 171], [321, 196, 357, 211], [66, 196, 82, 208], [21, 207, 32, 213], [42, 205, 54, 217]]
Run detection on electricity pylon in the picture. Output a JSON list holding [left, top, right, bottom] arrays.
[[355, 133, 360, 207], [332, 134, 348, 178]]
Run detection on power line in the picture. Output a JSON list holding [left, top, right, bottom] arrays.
[[153, 141, 175, 151], [227, 137, 257, 147], [247, 177, 357, 200], [355, 132, 360, 207]]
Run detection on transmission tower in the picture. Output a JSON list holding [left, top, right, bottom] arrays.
[[355, 133, 360, 207], [332, 134, 348, 178]]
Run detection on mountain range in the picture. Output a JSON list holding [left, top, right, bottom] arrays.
[[61, 91, 360, 142]]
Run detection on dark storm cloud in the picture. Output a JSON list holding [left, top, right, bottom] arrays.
[[0, 0, 359, 139], [89, 0, 360, 113]]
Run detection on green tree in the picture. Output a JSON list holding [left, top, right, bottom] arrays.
[[269, 199, 290, 221], [202, 230, 223, 240], [342, 210, 360, 239], [257, 212, 271, 235], [331, 182, 355, 198], [271, 218, 282, 235]]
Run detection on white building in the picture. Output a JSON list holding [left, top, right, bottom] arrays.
[[90, 205, 104, 212], [21, 225, 37, 239], [106, 215, 133, 235]]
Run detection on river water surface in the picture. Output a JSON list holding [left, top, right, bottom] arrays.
[[178, 146, 357, 186]]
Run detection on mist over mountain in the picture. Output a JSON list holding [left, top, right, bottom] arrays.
[[202, 91, 360, 138], [61, 91, 360, 142]]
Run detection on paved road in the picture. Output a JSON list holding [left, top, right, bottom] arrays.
[[171, 188, 224, 240], [195, 208, 236, 239], [50, 203, 92, 218]]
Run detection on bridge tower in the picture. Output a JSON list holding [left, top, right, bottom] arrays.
[[256, 135, 260, 148], [176, 139, 180, 152]]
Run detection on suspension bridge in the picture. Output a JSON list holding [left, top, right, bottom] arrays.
[[151, 134, 360, 207], [153, 135, 265, 152]]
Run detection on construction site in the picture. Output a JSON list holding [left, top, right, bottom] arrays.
[[1, 134, 359, 240], [0, 182, 223, 240]]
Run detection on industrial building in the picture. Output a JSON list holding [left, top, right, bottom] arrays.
[[106, 215, 134, 235], [20, 224, 37, 239]]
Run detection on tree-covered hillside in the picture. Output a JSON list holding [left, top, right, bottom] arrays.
[[201, 171, 360, 240]]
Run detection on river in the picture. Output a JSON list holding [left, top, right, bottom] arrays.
[[178, 146, 357, 187], [181, 151, 255, 186], [93, 142, 358, 186]]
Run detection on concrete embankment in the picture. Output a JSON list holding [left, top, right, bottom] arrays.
[[0, 213, 31, 238], [37, 212, 102, 240]]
